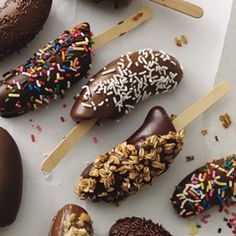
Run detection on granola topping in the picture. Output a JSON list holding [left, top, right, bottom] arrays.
[[77, 130, 184, 202]]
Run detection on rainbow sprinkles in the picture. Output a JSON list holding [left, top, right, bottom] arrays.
[[171, 155, 236, 217], [0, 23, 93, 117]]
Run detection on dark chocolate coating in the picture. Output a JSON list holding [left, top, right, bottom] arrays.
[[0, 23, 92, 117], [93, 0, 132, 8], [0, 127, 23, 226], [127, 106, 176, 147], [82, 106, 174, 179], [78, 106, 184, 202], [0, 0, 52, 60], [71, 49, 183, 122], [49, 204, 93, 236], [109, 217, 172, 236], [171, 155, 236, 218]]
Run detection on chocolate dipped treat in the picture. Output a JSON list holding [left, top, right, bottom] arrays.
[[93, 0, 132, 8], [76, 106, 184, 202], [109, 217, 172, 236], [0, 127, 23, 226], [71, 49, 183, 122], [0, 23, 93, 117], [49, 204, 93, 236], [171, 155, 236, 218], [0, 0, 52, 60]]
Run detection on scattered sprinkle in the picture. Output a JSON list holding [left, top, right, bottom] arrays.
[[62, 103, 67, 108], [215, 135, 219, 142], [92, 136, 98, 144], [31, 134, 36, 143], [218, 228, 222, 233], [35, 125, 42, 132], [60, 116, 65, 122], [186, 155, 195, 162]]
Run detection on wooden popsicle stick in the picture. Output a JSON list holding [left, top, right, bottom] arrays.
[[151, 0, 204, 18], [93, 7, 153, 50], [173, 81, 230, 130], [41, 8, 152, 173], [42, 119, 96, 173]]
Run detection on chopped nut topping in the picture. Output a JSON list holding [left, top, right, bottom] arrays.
[[219, 113, 232, 128], [76, 130, 184, 202], [175, 35, 188, 47], [180, 35, 188, 44], [201, 130, 208, 136], [175, 37, 182, 47]]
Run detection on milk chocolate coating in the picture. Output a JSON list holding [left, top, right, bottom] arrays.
[[77, 106, 184, 202], [93, 0, 131, 8], [171, 155, 236, 218], [109, 217, 172, 236], [0, 0, 52, 60], [71, 49, 183, 122], [0, 127, 23, 226], [49, 204, 93, 236], [0, 23, 92, 117]]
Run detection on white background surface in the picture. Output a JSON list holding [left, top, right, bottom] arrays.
[[0, 0, 233, 235]]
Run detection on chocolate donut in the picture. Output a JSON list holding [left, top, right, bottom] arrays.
[[49, 204, 93, 236], [0, 0, 52, 60], [71, 49, 183, 122], [171, 155, 236, 218], [109, 217, 172, 236], [0, 23, 93, 117], [0, 127, 23, 226], [76, 106, 184, 203]]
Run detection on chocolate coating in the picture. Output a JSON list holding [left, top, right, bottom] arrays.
[[109, 217, 172, 236], [49, 204, 93, 236], [71, 49, 183, 122], [127, 106, 176, 148], [171, 155, 236, 218], [0, 0, 52, 60], [0, 127, 23, 226], [77, 106, 184, 202], [0, 23, 92, 117], [93, 0, 131, 8]]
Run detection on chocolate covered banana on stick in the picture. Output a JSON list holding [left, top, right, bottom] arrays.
[[0, 7, 152, 117], [42, 48, 184, 172]]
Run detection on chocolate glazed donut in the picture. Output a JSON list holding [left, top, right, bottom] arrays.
[[0, 0, 52, 60]]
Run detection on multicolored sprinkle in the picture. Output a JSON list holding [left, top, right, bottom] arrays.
[[0, 23, 93, 117], [171, 155, 236, 218]]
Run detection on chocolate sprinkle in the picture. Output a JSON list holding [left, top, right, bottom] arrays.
[[109, 217, 172, 236]]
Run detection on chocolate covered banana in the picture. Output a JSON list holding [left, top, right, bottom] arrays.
[[171, 155, 236, 217], [71, 49, 183, 121], [0, 23, 92, 117], [76, 106, 184, 202], [0, 127, 23, 226], [49, 204, 93, 236], [0, 0, 52, 60]]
